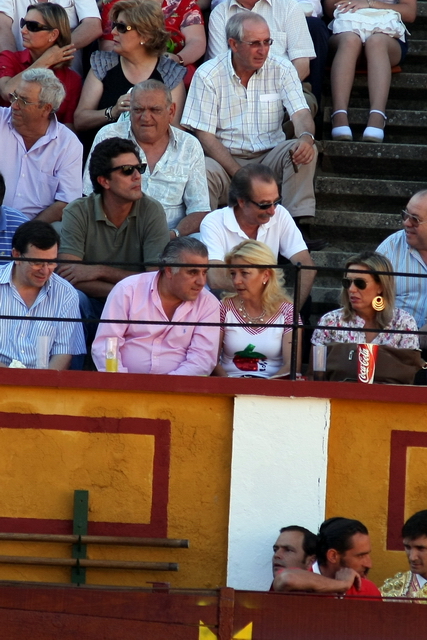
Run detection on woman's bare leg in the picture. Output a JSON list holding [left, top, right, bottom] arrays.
[[365, 34, 402, 128], [330, 31, 363, 127]]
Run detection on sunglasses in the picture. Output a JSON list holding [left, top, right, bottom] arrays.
[[342, 277, 368, 290], [109, 163, 147, 176], [111, 21, 134, 34], [248, 198, 281, 211], [20, 18, 53, 32], [401, 209, 427, 227]]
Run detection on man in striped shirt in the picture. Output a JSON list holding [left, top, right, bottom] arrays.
[[0, 171, 27, 264], [0, 220, 85, 369]]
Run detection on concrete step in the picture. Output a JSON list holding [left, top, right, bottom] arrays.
[[323, 108, 427, 128], [315, 176, 427, 197], [305, 210, 401, 231]]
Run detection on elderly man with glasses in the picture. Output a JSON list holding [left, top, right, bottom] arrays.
[[57, 136, 170, 351], [0, 67, 82, 223], [181, 13, 318, 227], [377, 190, 427, 357]]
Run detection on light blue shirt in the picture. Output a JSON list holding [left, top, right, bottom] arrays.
[[0, 262, 86, 367], [377, 229, 427, 328], [0, 205, 27, 264]]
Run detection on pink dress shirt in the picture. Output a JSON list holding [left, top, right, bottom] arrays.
[[92, 271, 220, 375]]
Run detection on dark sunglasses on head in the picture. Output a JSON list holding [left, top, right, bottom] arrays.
[[109, 163, 147, 176], [342, 277, 368, 290], [111, 21, 133, 33], [20, 18, 53, 32], [248, 198, 281, 210]]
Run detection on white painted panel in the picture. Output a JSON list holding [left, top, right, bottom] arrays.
[[227, 396, 330, 590]]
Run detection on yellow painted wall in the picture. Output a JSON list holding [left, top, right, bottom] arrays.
[[326, 398, 427, 588], [0, 386, 233, 589]]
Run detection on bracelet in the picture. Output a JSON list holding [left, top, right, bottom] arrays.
[[298, 131, 315, 142], [104, 105, 117, 122], [176, 53, 185, 66]]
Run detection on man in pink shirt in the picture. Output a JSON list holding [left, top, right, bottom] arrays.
[[92, 237, 220, 375]]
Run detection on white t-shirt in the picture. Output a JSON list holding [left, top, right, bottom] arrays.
[[200, 205, 307, 261]]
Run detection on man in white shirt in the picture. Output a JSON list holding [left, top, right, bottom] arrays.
[[182, 13, 317, 219], [200, 164, 315, 306]]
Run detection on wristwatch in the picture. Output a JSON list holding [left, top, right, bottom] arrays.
[[171, 228, 180, 238]]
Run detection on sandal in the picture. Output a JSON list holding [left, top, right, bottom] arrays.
[[362, 110, 387, 142], [331, 109, 353, 141]]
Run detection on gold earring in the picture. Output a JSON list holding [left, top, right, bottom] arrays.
[[372, 296, 385, 312]]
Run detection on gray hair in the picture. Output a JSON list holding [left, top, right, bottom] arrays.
[[21, 68, 65, 113], [159, 237, 208, 272], [225, 12, 268, 43], [131, 79, 172, 107]]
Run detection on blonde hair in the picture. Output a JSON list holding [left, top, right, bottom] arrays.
[[341, 251, 395, 328], [224, 240, 291, 315], [111, 0, 169, 56], [26, 3, 71, 66]]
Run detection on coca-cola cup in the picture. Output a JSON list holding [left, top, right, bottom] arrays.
[[357, 343, 378, 384]]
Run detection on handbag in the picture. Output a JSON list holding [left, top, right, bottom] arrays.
[[329, 7, 408, 43], [323, 343, 426, 384]]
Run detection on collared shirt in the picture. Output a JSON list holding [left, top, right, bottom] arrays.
[[82, 123, 210, 229], [60, 192, 170, 268], [207, 0, 316, 61], [0, 262, 86, 367], [91, 271, 220, 375], [0, 108, 83, 219], [377, 229, 427, 328], [311, 307, 419, 349], [0, 205, 27, 264], [200, 205, 307, 261], [181, 51, 308, 155]]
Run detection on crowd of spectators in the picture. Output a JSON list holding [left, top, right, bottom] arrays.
[[0, 0, 422, 375]]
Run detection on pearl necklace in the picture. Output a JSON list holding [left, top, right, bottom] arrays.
[[238, 299, 267, 324]]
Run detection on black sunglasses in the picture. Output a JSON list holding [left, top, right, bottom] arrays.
[[20, 18, 53, 32], [342, 277, 368, 290], [109, 163, 147, 176], [111, 21, 134, 34], [248, 198, 281, 211]]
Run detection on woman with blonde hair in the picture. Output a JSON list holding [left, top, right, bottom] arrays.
[[213, 239, 302, 379], [312, 250, 419, 347], [0, 3, 81, 126], [74, 0, 185, 133]]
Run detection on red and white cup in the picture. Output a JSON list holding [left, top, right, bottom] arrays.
[[357, 343, 378, 384]]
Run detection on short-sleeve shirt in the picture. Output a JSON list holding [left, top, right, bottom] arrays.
[[60, 192, 170, 270], [181, 51, 308, 155], [200, 205, 308, 261], [0, 204, 27, 264]]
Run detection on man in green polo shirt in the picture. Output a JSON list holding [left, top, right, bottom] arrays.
[[57, 137, 170, 346]]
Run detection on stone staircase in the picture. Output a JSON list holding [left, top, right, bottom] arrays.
[[303, 1, 427, 320]]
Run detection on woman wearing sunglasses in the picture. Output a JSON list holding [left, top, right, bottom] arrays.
[[74, 0, 185, 136], [311, 251, 419, 348], [0, 3, 81, 127], [213, 240, 302, 379]]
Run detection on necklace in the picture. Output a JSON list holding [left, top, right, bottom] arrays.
[[238, 299, 267, 324]]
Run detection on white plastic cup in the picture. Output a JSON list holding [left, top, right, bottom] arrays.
[[105, 337, 118, 372]]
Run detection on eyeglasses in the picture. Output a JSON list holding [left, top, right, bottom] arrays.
[[401, 209, 427, 227], [248, 198, 281, 210], [21, 256, 57, 269], [20, 18, 53, 32], [239, 38, 274, 48], [9, 91, 39, 107], [342, 278, 368, 290], [111, 21, 134, 34], [109, 163, 147, 176]]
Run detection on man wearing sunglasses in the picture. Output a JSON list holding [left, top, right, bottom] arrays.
[[0, 67, 82, 223], [82, 79, 210, 239], [200, 164, 315, 304], [0, 0, 101, 76], [57, 137, 170, 348], [181, 13, 317, 221], [377, 190, 427, 363]]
